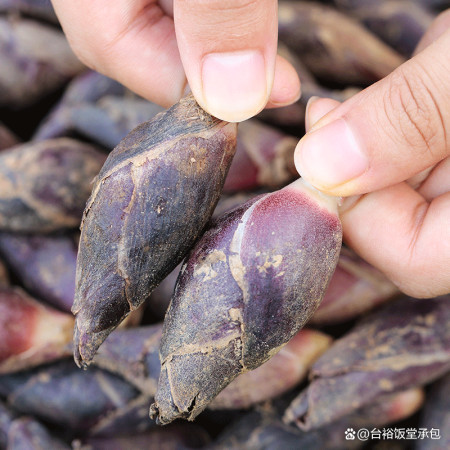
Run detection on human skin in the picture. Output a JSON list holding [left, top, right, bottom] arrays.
[[50, 0, 301, 122]]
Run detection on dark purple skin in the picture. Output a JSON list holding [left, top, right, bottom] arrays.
[[62, 96, 164, 150], [284, 296, 450, 431], [73, 95, 237, 368], [0, 359, 139, 431], [337, 0, 434, 57], [36, 95, 164, 150], [8, 417, 70, 450], [0, 233, 77, 311], [277, 1, 404, 86], [334, 0, 450, 13], [150, 179, 342, 424], [0, 138, 106, 233], [0, 17, 84, 108], [78, 423, 210, 450], [0, 0, 59, 23], [416, 373, 450, 450], [92, 324, 163, 395], [88, 394, 155, 437], [213, 389, 422, 450], [34, 70, 127, 142]]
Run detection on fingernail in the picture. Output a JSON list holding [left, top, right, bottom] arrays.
[[201, 50, 268, 122], [304, 96, 320, 132], [295, 118, 369, 190]]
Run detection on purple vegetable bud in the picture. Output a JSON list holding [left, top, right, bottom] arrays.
[[0, 16, 84, 107], [417, 373, 450, 450], [34, 70, 127, 142], [0, 233, 77, 311], [92, 324, 163, 395], [223, 119, 297, 193], [62, 96, 164, 150], [150, 178, 342, 424], [0, 286, 73, 374], [284, 296, 450, 430], [8, 417, 70, 450], [213, 388, 424, 450], [0, 0, 59, 24], [210, 329, 332, 410], [0, 359, 139, 431], [310, 247, 398, 325], [0, 138, 106, 233], [337, 0, 434, 56], [73, 95, 237, 368], [278, 1, 405, 86]]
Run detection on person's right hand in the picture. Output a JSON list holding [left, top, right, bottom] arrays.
[[295, 10, 450, 298], [50, 0, 301, 122]]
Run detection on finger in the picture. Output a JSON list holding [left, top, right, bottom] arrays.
[[51, 0, 186, 108], [294, 29, 450, 196], [340, 185, 450, 298], [264, 55, 301, 109], [174, 0, 279, 122], [417, 157, 450, 201], [305, 97, 340, 132], [414, 8, 450, 54]]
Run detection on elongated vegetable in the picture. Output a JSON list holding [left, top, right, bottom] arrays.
[[1, 400, 71, 450], [0, 0, 59, 24], [8, 417, 71, 450], [0, 233, 77, 311], [150, 178, 342, 424], [92, 324, 163, 395], [39, 95, 164, 150], [332, 0, 433, 56], [0, 138, 106, 233], [0, 16, 84, 107], [0, 286, 73, 373], [310, 247, 398, 325], [73, 95, 237, 368], [0, 359, 139, 431], [278, 1, 405, 86], [213, 388, 424, 450], [416, 373, 450, 450], [34, 70, 127, 141], [284, 296, 450, 430]]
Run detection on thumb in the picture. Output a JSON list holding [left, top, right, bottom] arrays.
[[294, 29, 450, 197], [174, 0, 280, 122]]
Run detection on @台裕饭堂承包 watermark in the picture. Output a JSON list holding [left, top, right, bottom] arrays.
[[344, 427, 442, 441]]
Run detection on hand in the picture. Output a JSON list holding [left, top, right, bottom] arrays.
[[50, 0, 300, 122], [294, 10, 450, 298]]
